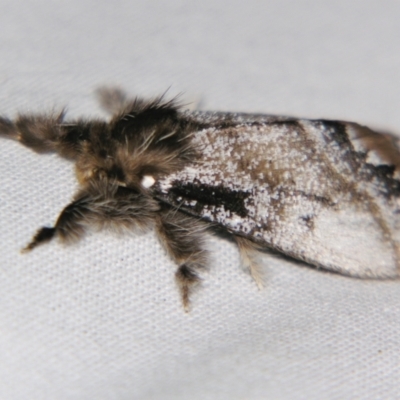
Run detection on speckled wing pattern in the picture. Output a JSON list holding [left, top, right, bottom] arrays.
[[153, 112, 400, 279]]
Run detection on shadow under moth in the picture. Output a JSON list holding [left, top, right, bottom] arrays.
[[1, 87, 400, 310]]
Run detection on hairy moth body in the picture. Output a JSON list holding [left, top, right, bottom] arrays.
[[1, 88, 399, 309]]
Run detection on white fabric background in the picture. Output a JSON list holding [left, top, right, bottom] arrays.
[[1, 1, 400, 399]]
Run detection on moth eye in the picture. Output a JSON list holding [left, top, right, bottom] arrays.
[[98, 170, 107, 179], [90, 167, 106, 180], [89, 167, 98, 177]]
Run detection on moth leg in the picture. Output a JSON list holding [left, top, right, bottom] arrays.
[[22, 182, 158, 253], [96, 86, 151, 116], [235, 236, 264, 289], [22, 196, 92, 252], [1, 110, 109, 160], [0, 116, 16, 137], [96, 87, 130, 114], [156, 208, 208, 311], [0, 112, 66, 153]]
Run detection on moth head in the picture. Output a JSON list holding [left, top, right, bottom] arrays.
[[75, 140, 127, 187], [78, 164, 127, 187]]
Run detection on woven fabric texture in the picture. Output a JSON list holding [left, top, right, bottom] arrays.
[[1, 1, 400, 399]]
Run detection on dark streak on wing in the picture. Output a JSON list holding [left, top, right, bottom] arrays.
[[317, 120, 363, 174], [314, 119, 400, 198], [163, 180, 251, 217], [364, 163, 400, 198], [319, 120, 349, 145], [293, 190, 335, 207]]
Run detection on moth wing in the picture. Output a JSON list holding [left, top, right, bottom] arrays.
[[153, 115, 400, 279]]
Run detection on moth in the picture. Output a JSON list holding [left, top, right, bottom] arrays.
[[1, 88, 400, 310]]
